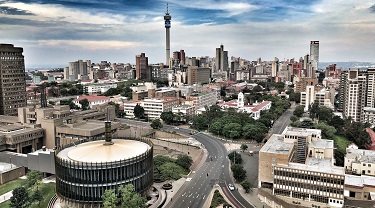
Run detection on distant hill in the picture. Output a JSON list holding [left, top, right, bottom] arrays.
[[320, 62, 375, 70]]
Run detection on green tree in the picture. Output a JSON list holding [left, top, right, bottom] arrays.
[[160, 111, 175, 125], [330, 116, 345, 133], [309, 102, 319, 119], [60, 88, 68, 96], [31, 188, 43, 206], [119, 184, 147, 208], [26, 170, 42, 188], [228, 151, 242, 164], [240, 180, 253, 193], [242, 123, 267, 143], [133, 104, 144, 119], [159, 162, 186, 180], [103, 88, 120, 96], [317, 106, 334, 123], [79, 98, 90, 110], [102, 189, 118, 208], [231, 164, 247, 182], [314, 122, 337, 139], [150, 119, 163, 129], [240, 144, 248, 152], [176, 154, 193, 171], [223, 123, 242, 139], [191, 114, 207, 130], [209, 120, 225, 135], [293, 105, 305, 117], [10, 187, 31, 208], [290, 115, 298, 122]]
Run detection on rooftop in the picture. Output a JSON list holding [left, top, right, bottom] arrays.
[[310, 139, 334, 149], [74, 95, 109, 102], [278, 158, 344, 175], [282, 126, 321, 137], [260, 134, 293, 155], [57, 139, 151, 163], [345, 174, 375, 187]]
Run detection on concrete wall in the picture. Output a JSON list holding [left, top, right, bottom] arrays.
[[0, 166, 25, 185]]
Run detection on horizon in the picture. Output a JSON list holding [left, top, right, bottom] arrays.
[[1, 0, 375, 67]]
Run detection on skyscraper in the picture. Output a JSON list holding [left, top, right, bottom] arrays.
[[164, 3, 171, 66], [310, 41, 319, 71], [215, 44, 228, 73], [0, 44, 26, 116]]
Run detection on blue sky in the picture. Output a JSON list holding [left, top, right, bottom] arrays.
[[0, 0, 374, 67]]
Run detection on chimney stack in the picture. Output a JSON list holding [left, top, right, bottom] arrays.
[[104, 121, 113, 145]]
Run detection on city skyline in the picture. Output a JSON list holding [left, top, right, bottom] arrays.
[[0, 0, 375, 67]]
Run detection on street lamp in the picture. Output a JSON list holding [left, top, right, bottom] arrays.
[[9, 157, 12, 169]]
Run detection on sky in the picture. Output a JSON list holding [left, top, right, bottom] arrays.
[[0, 0, 375, 67]]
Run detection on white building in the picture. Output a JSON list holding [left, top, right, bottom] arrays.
[[172, 105, 195, 120], [217, 92, 271, 120], [73, 95, 110, 109], [85, 83, 118, 94], [185, 91, 218, 111], [301, 86, 334, 111], [123, 97, 179, 119]]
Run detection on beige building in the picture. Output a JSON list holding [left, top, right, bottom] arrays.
[[259, 127, 345, 207], [0, 116, 43, 153], [185, 91, 218, 111], [187, 66, 211, 85], [345, 146, 375, 176], [300, 86, 335, 111], [344, 174, 375, 201], [18, 105, 115, 149], [0, 44, 27, 116]]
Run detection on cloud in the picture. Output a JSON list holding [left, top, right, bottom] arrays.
[[370, 4, 375, 13], [34, 40, 142, 50], [0, 5, 34, 15]]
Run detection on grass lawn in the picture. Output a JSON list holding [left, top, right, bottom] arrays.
[[333, 134, 351, 152], [30, 182, 55, 208], [0, 181, 55, 208], [0, 178, 26, 196]]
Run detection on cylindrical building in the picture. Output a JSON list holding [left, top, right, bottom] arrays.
[[55, 137, 153, 204]]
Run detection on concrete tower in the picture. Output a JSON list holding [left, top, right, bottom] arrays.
[[310, 40, 319, 72], [164, 3, 171, 66]]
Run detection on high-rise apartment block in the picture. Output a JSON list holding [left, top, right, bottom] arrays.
[[215, 44, 228, 73], [65, 60, 89, 81], [136, 53, 151, 81], [338, 69, 369, 122], [0, 44, 27, 116]]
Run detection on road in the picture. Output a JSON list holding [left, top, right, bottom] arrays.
[[268, 103, 296, 136], [119, 119, 254, 208]]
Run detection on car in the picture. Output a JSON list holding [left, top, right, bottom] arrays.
[[174, 126, 179, 130], [228, 183, 235, 191]]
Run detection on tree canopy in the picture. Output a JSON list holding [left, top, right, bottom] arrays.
[[133, 104, 144, 119], [10, 187, 31, 208]]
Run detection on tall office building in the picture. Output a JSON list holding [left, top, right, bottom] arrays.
[[215, 44, 228, 73], [310, 40, 319, 72], [164, 3, 171, 66], [136, 53, 151, 80], [0, 44, 26, 116]]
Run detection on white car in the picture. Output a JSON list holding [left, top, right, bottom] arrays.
[[174, 126, 179, 129], [228, 183, 235, 191]]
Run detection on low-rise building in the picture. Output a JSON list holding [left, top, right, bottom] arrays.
[[185, 91, 218, 111], [345, 146, 375, 176], [123, 97, 180, 119], [172, 105, 195, 120], [84, 83, 117, 94], [73, 95, 110, 108], [259, 126, 345, 208]]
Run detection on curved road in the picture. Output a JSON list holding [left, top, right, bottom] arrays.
[[119, 119, 254, 208]]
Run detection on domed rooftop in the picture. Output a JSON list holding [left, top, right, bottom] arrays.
[[57, 139, 151, 163]]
